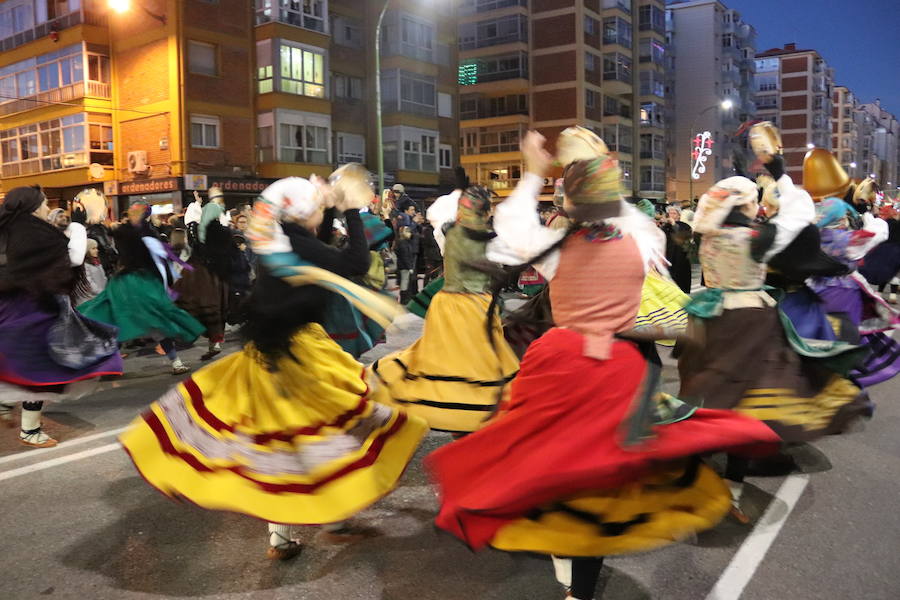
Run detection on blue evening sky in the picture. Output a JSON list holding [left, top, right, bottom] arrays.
[[720, 0, 900, 116]]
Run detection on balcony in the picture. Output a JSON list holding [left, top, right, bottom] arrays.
[[460, 94, 528, 121], [0, 81, 110, 117], [254, 0, 327, 33], [459, 0, 527, 15], [1, 9, 107, 52]]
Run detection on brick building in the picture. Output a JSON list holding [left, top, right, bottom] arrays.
[[458, 0, 670, 201], [666, 0, 757, 203], [0, 0, 460, 213], [754, 42, 834, 185]]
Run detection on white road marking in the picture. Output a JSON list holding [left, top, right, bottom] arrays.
[[0, 442, 121, 482], [0, 426, 126, 466], [705, 474, 810, 600]]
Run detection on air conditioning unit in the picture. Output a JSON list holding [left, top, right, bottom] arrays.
[[127, 151, 150, 175]]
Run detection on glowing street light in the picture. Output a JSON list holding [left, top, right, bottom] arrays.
[[806, 143, 815, 149], [849, 162, 858, 168], [720, 99, 734, 110], [107, 0, 130, 13]]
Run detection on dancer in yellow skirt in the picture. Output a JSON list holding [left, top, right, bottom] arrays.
[[120, 173, 427, 560], [371, 186, 520, 433]]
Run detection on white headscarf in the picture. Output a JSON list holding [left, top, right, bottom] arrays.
[[692, 176, 758, 234], [248, 177, 324, 256]]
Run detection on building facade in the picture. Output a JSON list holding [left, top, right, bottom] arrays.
[[859, 99, 899, 192], [754, 42, 834, 185], [665, 0, 756, 203], [0, 0, 460, 212], [457, 0, 670, 201]]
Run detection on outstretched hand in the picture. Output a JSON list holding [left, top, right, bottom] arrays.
[[521, 131, 552, 177]]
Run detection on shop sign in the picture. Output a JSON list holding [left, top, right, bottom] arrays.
[[118, 178, 181, 195], [207, 178, 274, 194]]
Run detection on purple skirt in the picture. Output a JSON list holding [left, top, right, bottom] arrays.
[[0, 292, 123, 388]]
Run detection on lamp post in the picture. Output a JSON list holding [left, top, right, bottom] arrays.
[[374, 0, 390, 196], [688, 99, 732, 202]]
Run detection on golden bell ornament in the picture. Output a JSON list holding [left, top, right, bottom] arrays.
[[853, 177, 880, 206], [749, 121, 782, 162], [803, 148, 850, 200], [556, 126, 609, 166]]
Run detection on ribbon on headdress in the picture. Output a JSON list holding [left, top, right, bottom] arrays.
[[815, 197, 858, 229]]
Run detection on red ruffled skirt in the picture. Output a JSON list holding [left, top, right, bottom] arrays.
[[427, 327, 779, 554]]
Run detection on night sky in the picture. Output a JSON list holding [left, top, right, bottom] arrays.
[[718, 0, 900, 116]]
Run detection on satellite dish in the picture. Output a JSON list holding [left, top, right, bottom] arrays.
[[89, 163, 106, 180]]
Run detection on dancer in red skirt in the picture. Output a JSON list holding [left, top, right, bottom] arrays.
[[426, 132, 780, 600]]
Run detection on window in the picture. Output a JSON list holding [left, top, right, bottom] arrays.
[[639, 133, 665, 159], [640, 166, 665, 191], [640, 71, 665, 97], [1, 113, 97, 178], [437, 92, 453, 118], [755, 58, 779, 72], [842, 121, 851, 133], [188, 41, 217, 76], [0, 44, 111, 108], [640, 102, 665, 127], [479, 162, 521, 190], [603, 95, 620, 117], [459, 0, 525, 14], [585, 88, 598, 109], [639, 38, 665, 65], [603, 123, 632, 154], [191, 115, 220, 148], [256, 40, 273, 93], [722, 33, 733, 48], [584, 16, 598, 36], [585, 52, 597, 72], [439, 143, 452, 169], [333, 73, 362, 100], [333, 15, 362, 48], [638, 5, 664, 34], [280, 44, 325, 97], [280, 123, 329, 163], [756, 95, 777, 109], [603, 52, 631, 83], [397, 71, 436, 115], [458, 52, 528, 85], [479, 126, 520, 153], [756, 74, 777, 92], [254, 0, 327, 32], [619, 159, 632, 183], [0, 0, 36, 40], [401, 15, 434, 61], [384, 126, 437, 172], [459, 14, 527, 50], [460, 93, 526, 119], [336, 132, 365, 164], [602, 17, 631, 48]]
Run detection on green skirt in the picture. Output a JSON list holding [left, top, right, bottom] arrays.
[[79, 271, 205, 344]]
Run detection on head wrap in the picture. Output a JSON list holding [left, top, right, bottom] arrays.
[[692, 176, 758, 234], [555, 126, 610, 166], [816, 197, 858, 230], [127, 201, 151, 221], [47, 208, 67, 228], [261, 177, 322, 222], [208, 186, 224, 203], [636, 199, 656, 218], [75, 188, 108, 225], [562, 156, 622, 206], [0, 186, 45, 231], [457, 185, 492, 231]]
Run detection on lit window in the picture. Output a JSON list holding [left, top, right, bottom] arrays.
[[188, 41, 217, 76], [279, 44, 326, 98], [190, 115, 220, 148]]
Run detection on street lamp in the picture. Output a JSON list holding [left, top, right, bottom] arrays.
[[106, 0, 166, 24], [806, 143, 815, 149], [374, 0, 391, 196], [688, 99, 733, 202]]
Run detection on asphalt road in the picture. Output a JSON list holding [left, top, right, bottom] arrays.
[[2, 296, 900, 599]]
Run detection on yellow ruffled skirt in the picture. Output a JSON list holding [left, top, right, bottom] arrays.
[[490, 459, 730, 556], [637, 270, 690, 346], [120, 323, 427, 524], [370, 291, 519, 433]]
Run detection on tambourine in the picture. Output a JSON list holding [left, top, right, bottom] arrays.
[[749, 121, 782, 161]]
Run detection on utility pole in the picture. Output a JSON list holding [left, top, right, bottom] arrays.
[[631, 0, 641, 201]]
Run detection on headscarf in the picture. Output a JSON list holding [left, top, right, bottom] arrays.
[[816, 197, 858, 230], [457, 185, 492, 232], [47, 208, 68, 229], [692, 176, 758, 234], [636, 199, 656, 218], [562, 155, 622, 206], [0, 186, 45, 231]]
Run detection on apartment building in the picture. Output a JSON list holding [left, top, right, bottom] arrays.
[[666, 0, 757, 202], [831, 85, 864, 179], [0, 0, 460, 212], [457, 0, 669, 201], [754, 42, 834, 185], [859, 99, 899, 191]]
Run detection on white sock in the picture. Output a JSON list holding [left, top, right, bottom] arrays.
[[267, 523, 292, 547], [171, 357, 184, 368], [728, 480, 744, 505], [552, 556, 573, 589], [20, 407, 41, 432]]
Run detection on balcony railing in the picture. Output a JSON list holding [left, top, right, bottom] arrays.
[[0, 81, 111, 117], [459, 0, 526, 15], [1, 9, 107, 52]]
